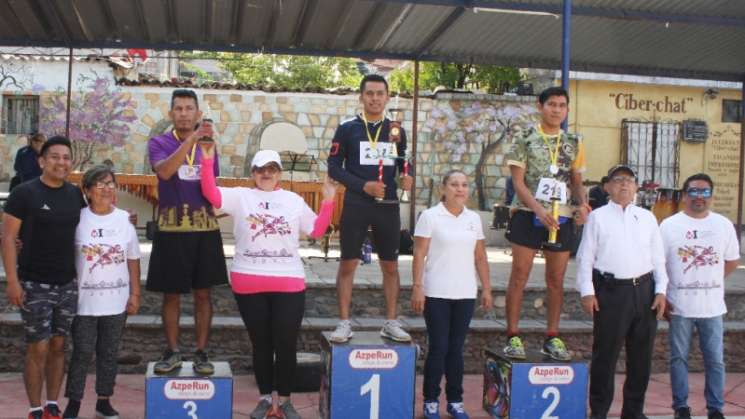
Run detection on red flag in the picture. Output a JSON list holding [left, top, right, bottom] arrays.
[[127, 49, 148, 62]]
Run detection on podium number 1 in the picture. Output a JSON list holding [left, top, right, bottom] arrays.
[[360, 374, 380, 419], [183, 401, 198, 419], [540, 386, 560, 419]]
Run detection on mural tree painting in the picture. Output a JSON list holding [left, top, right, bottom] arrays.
[[426, 101, 537, 210], [0, 61, 30, 90], [40, 74, 136, 170]]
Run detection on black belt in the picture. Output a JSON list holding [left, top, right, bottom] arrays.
[[593, 269, 652, 286]]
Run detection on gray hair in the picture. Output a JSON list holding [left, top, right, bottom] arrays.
[[82, 165, 116, 191]]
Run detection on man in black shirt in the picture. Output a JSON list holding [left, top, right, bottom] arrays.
[[10, 133, 45, 191], [588, 176, 610, 210], [327, 74, 413, 343], [2, 136, 85, 419]]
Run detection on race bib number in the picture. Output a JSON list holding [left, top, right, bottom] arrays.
[[360, 142, 396, 166], [178, 164, 201, 181], [535, 178, 568, 204]]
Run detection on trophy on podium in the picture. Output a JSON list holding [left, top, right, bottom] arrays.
[[543, 192, 561, 249], [373, 106, 409, 205]]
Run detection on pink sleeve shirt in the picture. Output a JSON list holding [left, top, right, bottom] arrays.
[[200, 157, 334, 294]]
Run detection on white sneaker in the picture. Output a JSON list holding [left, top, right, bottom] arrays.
[[381, 319, 411, 342], [329, 320, 353, 343]]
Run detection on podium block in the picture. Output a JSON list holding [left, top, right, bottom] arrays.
[[145, 361, 233, 419], [482, 349, 588, 419], [319, 331, 416, 419]]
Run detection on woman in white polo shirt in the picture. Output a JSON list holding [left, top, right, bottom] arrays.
[[412, 169, 492, 419]]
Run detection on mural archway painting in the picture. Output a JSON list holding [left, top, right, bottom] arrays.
[[244, 119, 311, 179]]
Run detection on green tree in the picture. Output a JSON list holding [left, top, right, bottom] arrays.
[[215, 53, 361, 90], [389, 61, 520, 94]]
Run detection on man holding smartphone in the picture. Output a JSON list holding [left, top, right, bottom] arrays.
[[146, 89, 228, 375]]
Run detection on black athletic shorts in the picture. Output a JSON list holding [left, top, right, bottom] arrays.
[[146, 230, 229, 294], [339, 203, 400, 261], [505, 209, 576, 252]]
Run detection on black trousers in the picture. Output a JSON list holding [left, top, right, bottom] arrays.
[[589, 275, 658, 419], [234, 291, 305, 396]]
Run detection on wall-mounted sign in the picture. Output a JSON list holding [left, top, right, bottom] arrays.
[[609, 93, 693, 113], [682, 119, 708, 143]]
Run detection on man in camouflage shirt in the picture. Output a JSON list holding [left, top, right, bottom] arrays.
[[503, 87, 591, 361]]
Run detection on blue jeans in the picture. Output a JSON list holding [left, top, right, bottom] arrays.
[[669, 314, 725, 413], [423, 297, 475, 403]]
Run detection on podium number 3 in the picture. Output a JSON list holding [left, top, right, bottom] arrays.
[[183, 401, 198, 419], [360, 374, 380, 419], [540, 386, 560, 419]]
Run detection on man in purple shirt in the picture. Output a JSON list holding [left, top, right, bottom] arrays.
[[146, 89, 228, 375]]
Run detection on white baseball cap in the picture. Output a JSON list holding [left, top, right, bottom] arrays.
[[251, 150, 283, 170]]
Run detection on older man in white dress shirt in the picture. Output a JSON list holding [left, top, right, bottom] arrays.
[[576, 164, 668, 419]]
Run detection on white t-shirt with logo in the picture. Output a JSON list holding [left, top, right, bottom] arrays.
[[75, 207, 141, 316], [219, 187, 318, 278], [660, 211, 739, 318], [414, 202, 485, 299]]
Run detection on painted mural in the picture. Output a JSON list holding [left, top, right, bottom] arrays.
[[426, 100, 538, 210], [39, 74, 137, 170]]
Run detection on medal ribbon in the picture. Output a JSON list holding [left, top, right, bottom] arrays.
[[537, 124, 562, 174], [362, 113, 384, 150], [173, 130, 197, 167]]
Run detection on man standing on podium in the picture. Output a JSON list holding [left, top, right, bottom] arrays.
[[576, 164, 668, 419], [327, 74, 413, 343], [503, 87, 590, 361], [146, 89, 229, 376]]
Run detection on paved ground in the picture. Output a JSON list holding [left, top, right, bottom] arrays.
[[0, 372, 743, 418]]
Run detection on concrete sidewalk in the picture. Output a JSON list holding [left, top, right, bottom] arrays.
[[0, 372, 743, 418]]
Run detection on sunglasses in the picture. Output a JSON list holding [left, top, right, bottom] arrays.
[[252, 165, 280, 174], [686, 188, 712, 198]]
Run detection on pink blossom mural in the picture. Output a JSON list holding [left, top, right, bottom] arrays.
[[426, 101, 538, 210], [39, 74, 136, 170]]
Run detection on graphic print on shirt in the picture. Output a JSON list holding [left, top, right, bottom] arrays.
[[247, 212, 292, 240], [678, 245, 719, 274], [81, 243, 126, 274], [675, 228, 721, 292], [244, 210, 293, 262]]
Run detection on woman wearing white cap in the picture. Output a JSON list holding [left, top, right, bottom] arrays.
[[199, 144, 336, 419]]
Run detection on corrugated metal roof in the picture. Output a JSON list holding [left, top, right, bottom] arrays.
[[0, 0, 744, 81]]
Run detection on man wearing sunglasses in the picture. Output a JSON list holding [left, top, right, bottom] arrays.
[[659, 173, 738, 419], [576, 164, 668, 419]]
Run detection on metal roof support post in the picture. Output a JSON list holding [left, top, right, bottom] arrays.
[[561, 0, 571, 131], [65, 47, 73, 139], [737, 74, 745, 241], [409, 60, 420, 231]]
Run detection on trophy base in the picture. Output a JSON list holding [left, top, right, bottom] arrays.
[[542, 241, 562, 250], [375, 199, 400, 205]]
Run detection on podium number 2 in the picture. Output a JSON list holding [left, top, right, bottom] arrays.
[[360, 374, 380, 419], [183, 401, 198, 419], [540, 386, 560, 419]]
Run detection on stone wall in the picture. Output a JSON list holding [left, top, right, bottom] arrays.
[[1, 80, 537, 209]]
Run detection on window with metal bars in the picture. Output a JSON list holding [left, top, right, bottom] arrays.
[[620, 120, 680, 188], [2, 95, 39, 135]]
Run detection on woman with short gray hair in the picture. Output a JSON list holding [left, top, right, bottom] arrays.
[[62, 165, 141, 419]]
